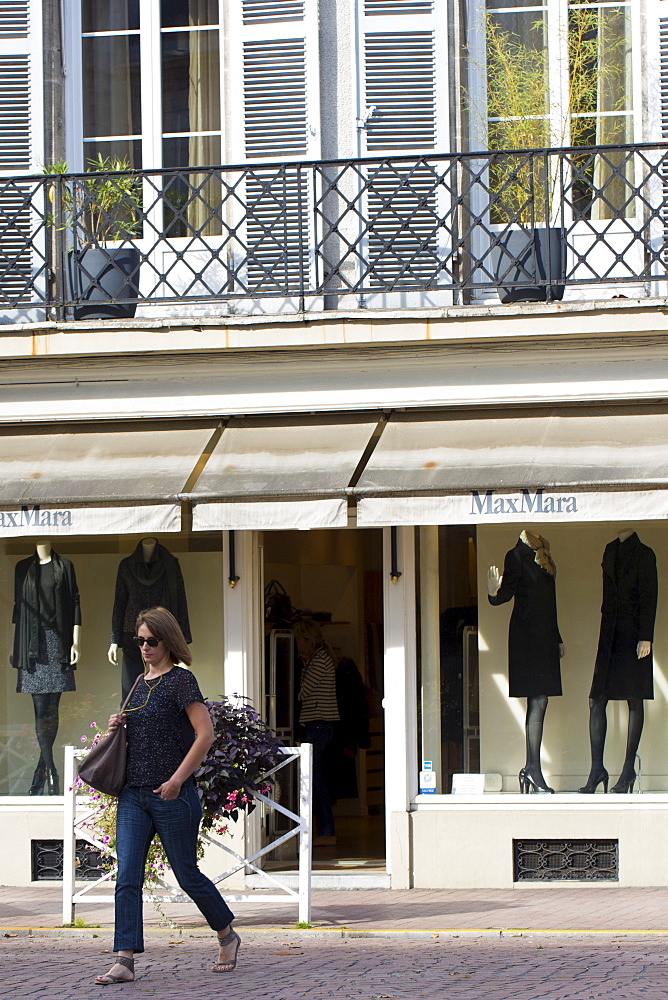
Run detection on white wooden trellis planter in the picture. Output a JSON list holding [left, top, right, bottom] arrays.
[[62, 743, 312, 925]]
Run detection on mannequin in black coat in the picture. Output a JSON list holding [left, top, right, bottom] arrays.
[[488, 530, 564, 794], [107, 537, 191, 700], [579, 529, 657, 795]]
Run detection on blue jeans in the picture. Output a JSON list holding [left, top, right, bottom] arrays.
[[114, 783, 234, 953], [303, 721, 335, 837]]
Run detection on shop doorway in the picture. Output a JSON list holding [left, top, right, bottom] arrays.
[[262, 528, 385, 871]]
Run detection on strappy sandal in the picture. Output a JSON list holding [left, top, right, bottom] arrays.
[[211, 927, 241, 973], [95, 956, 135, 985]]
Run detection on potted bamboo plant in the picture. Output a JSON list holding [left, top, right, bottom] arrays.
[[482, 7, 629, 302], [45, 155, 142, 319]]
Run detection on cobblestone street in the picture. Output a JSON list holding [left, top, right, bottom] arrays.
[[2, 933, 668, 1000]]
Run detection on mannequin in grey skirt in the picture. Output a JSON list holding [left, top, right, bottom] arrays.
[[12, 541, 81, 795]]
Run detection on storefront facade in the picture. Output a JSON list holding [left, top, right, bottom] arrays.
[[1, 302, 668, 888]]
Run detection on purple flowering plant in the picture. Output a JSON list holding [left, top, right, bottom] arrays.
[[76, 697, 281, 888], [196, 696, 284, 831]]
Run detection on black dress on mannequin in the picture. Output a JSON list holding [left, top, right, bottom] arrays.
[[13, 551, 81, 795], [489, 531, 562, 793], [580, 532, 657, 795], [111, 541, 191, 699]]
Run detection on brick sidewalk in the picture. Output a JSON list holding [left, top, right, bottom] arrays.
[[2, 885, 668, 934], [2, 934, 668, 1000]]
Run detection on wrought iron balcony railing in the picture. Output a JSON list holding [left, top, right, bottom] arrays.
[[3, 142, 668, 322]]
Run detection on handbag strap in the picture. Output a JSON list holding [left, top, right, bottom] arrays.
[[120, 672, 144, 712]]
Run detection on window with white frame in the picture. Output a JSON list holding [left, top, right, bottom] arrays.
[[80, 1, 222, 173], [468, 0, 637, 219], [76, 0, 319, 266]]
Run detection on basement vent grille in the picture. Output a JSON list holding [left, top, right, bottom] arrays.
[[31, 839, 109, 881], [514, 839, 618, 882]]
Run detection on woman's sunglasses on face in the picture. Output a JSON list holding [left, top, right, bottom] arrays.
[[132, 636, 161, 647]]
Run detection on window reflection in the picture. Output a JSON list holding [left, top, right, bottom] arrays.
[[83, 0, 139, 33], [82, 2, 141, 168], [161, 29, 221, 135], [162, 0, 218, 29], [82, 36, 141, 146]]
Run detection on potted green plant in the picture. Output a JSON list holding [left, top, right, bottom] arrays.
[[480, 7, 629, 302], [44, 155, 142, 319]]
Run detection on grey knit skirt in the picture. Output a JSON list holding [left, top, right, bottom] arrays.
[[16, 627, 76, 694]]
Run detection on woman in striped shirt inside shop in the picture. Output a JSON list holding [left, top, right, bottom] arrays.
[[294, 619, 340, 846]]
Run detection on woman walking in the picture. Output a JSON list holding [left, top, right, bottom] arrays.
[[95, 606, 240, 985]]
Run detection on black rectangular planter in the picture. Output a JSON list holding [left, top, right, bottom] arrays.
[[491, 227, 565, 303]]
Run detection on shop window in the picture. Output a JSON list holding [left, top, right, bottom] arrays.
[[416, 525, 479, 794], [0, 533, 224, 798]]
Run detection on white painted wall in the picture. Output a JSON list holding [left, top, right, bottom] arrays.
[[411, 796, 668, 889]]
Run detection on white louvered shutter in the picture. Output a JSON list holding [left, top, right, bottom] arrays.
[[659, 5, 668, 267], [0, 0, 44, 311], [357, 0, 450, 295], [228, 0, 320, 297]]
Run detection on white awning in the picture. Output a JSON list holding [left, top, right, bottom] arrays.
[[357, 489, 668, 527], [0, 503, 181, 536], [0, 424, 216, 504], [191, 414, 379, 501], [193, 499, 348, 531], [0, 423, 216, 536], [355, 405, 668, 525], [0, 423, 213, 507]]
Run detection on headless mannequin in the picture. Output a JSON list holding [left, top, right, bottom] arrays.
[[579, 529, 651, 795], [488, 562, 565, 793], [18, 541, 81, 795], [107, 537, 157, 666]]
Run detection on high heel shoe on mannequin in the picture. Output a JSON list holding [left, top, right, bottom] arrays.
[[28, 761, 46, 796], [46, 767, 60, 796], [611, 768, 636, 794], [519, 766, 554, 794], [577, 767, 609, 794]]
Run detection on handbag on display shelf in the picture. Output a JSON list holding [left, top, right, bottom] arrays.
[[78, 674, 142, 796], [264, 579, 295, 625]]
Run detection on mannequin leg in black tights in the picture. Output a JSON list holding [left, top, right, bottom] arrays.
[[578, 697, 609, 793], [579, 697, 643, 792], [31, 693, 62, 795], [612, 698, 643, 793], [519, 696, 554, 792]]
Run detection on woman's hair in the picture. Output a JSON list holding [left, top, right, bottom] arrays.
[[292, 618, 324, 648], [135, 606, 192, 666], [293, 618, 336, 663]]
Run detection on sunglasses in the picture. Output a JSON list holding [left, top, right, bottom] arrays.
[[132, 636, 161, 647]]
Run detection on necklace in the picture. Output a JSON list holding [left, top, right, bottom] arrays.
[[125, 672, 163, 713]]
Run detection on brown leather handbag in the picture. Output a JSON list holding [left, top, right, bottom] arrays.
[[78, 675, 142, 796]]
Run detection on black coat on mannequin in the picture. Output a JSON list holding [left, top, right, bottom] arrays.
[[489, 537, 562, 698], [110, 541, 191, 645], [12, 551, 81, 672], [590, 532, 657, 700]]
